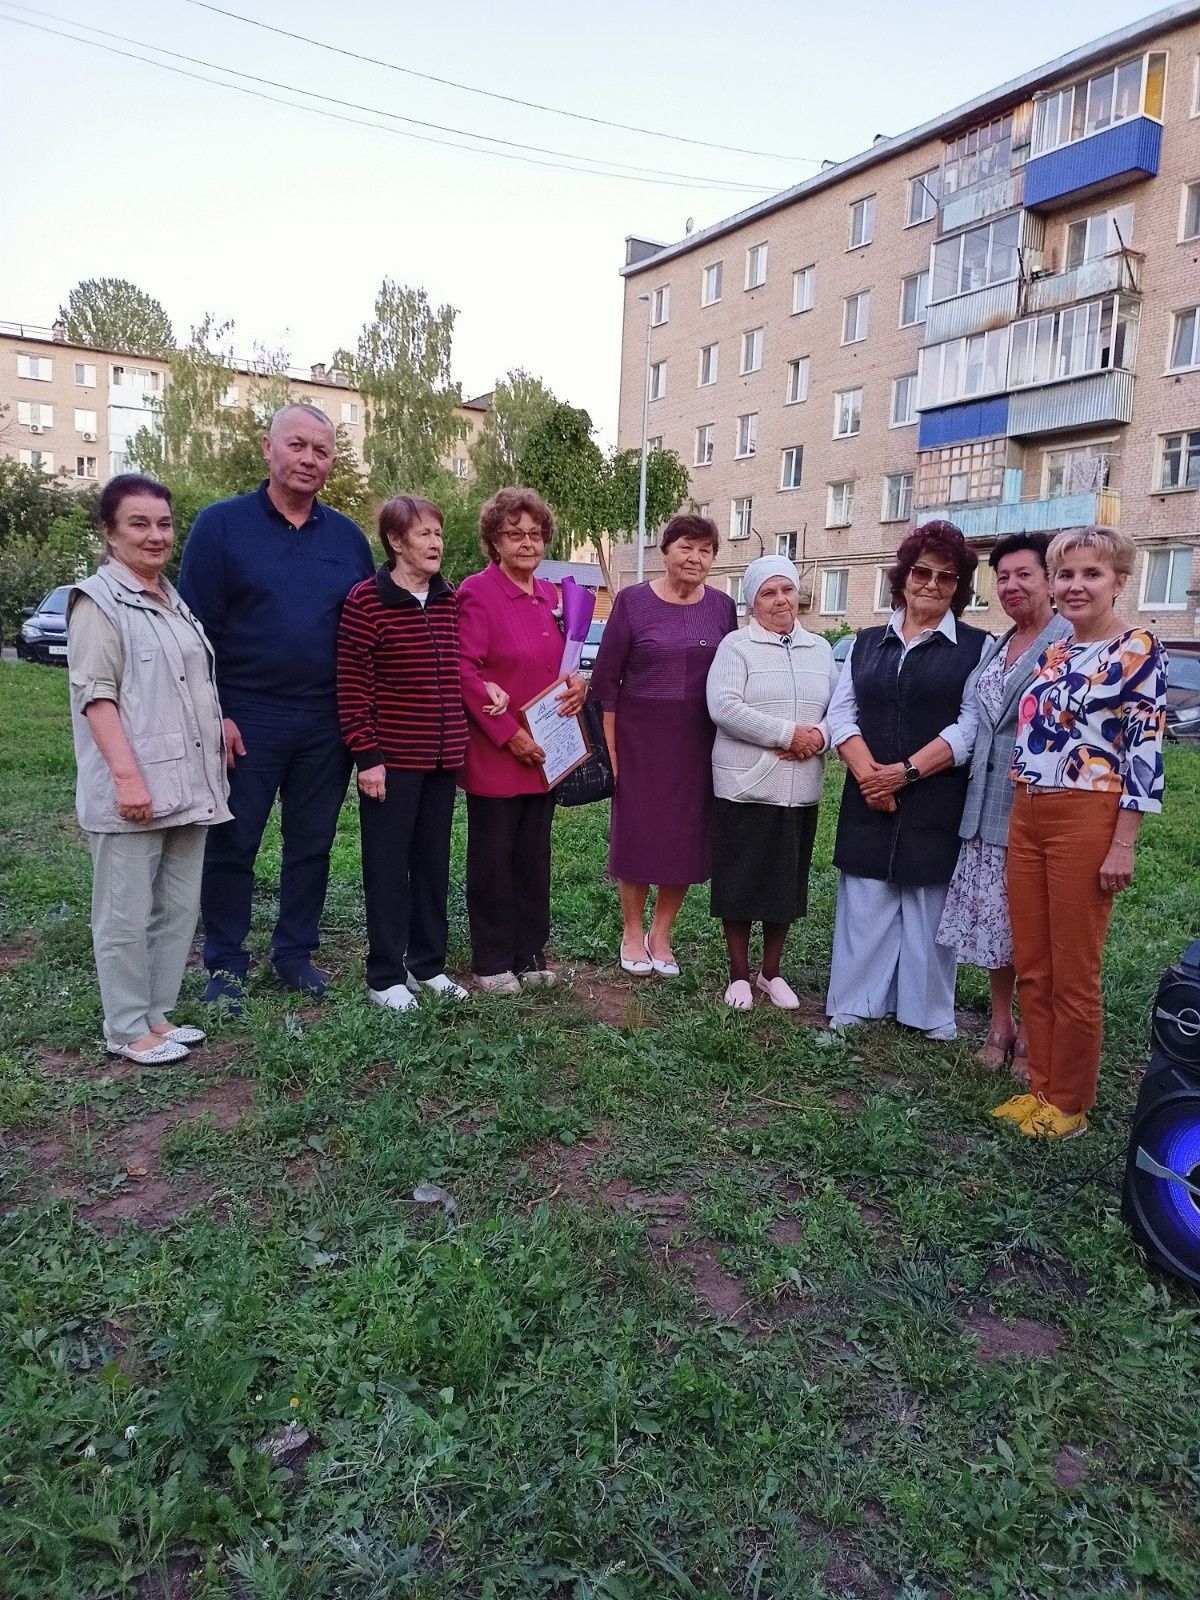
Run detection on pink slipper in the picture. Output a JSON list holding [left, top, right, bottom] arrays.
[[724, 980, 753, 1010], [756, 973, 800, 1010]]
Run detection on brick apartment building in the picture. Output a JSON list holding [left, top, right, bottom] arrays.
[[616, 1, 1200, 639]]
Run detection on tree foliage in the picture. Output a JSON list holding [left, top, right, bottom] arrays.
[[59, 278, 175, 356], [0, 458, 99, 635], [469, 369, 558, 497], [336, 280, 463, 497]]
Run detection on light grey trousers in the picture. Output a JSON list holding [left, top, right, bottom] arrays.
[[88, 825, 207, 1047], [826, 872, 959, 1038]]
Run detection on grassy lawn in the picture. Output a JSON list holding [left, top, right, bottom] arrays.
[[2, 658, 1199, 1600]]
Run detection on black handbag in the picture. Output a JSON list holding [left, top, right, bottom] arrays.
[[554, 699, 615, 807]]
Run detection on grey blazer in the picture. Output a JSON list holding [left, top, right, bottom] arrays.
[[959, 613, 1073, 847]]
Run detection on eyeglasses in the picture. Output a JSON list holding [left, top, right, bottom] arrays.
[[501, 529, 546, 546], [909, 563, 958, 591]]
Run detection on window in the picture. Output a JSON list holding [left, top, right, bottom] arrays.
[[694, 424, 714, 466], [16, 401, 53, 427], [1183, 182, 1200, 243], [1031, 51, 1166, 155], [907, 169, 940, 226], [785, 357, 810, 405], [73, 361, 96, 386], [650, 284, 670, 325], [849, 196, 876, 248], [826, 481, 854, 527], [842, 292, 870, 344], [75, 455, 98, 480], [701, 261, 723, 305], [915, 439, 1008, 507], [219, 385, 240, 409], [1194, 52, 1200, 116], [111, 364, 162, 393], [1141, 547, 1192, 609], [1043, 441, 1115, 496], [967, 565, 995, 612], [735, 412, 759, 458], [1169, 307, 1200, 372], [931, 213, 1020, 302], [452, 456, 469, 479], [697, 343, 719, 386], [874, 566, 894, 612], [1007, 295, 1138, 388], [341, 401, 360, 425], [942, 114, 1015, 198], [777, 532, 799, 559], [740, 328, 763, 374], [891, 373, 918, 427], [695, 502, 711, 519], [730, 497, 753, 540], [648, 360, 667, 400], [745, 243, 768, 289], [18, 450, 54, 472], [1066, 203, 1134, 268], [834, 389, 862, 438], [882, 472, 914, 522], [821, 568, 849, 614], [917, 328, 1010, 408], [74, 409, 97, 433], [16, 353, 52, 381], [727, 574, 748, 617], [647, 436, 663, 455], [899, 271, 929, 327], [1159, 431, 1200, 492], [792, 265, 815, 313], [780, 446, 803, 490]]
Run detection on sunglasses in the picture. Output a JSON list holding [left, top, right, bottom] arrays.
[[909, 563, 958, 591]]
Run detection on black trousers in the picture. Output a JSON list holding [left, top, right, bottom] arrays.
[[465, 792, 555, 977], [359, 768, 457, 990]]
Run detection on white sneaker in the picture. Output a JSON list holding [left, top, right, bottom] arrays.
[[406, 973, 468, 1000], [477, 971, 521, 995], [368, 983, 418, 1011]]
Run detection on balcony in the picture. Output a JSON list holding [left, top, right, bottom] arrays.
[[1021, 249, 1142, 315], [1025, 117, 1161, 211], [918, 395, 1010, 450], [1007, 369, 1134, 436], [916, 488, 1120, 539], [925, 279, 1020, 345]]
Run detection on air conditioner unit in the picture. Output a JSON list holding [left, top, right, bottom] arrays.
[[82, 432, 96, 442], [29, 424, 44, 435]]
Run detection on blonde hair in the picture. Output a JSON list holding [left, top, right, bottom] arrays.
[[1046, 525, 1135, 580]]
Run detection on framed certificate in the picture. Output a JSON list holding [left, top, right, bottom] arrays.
[[520, 678, 591, 790]]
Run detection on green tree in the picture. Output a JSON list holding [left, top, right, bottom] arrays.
[[469, 369, 558, 496], [59, 278, 175, 356], [336, 280, 463, 497], [0, 461, 99, 636], [321, 427, 376, 534]]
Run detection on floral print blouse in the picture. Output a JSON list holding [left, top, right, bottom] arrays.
[[1012, 628, 1166, 813]]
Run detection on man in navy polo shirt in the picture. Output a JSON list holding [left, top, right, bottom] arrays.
[[179, 403, 374, 1007]]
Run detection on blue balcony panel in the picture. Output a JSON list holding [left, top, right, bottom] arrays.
[[916, 489, 1121, 539], [1025, 117, 1161, 210], [917, 395, 1009, 450]]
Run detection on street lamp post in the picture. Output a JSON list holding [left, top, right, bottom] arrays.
[[635, 292, 652, 586]]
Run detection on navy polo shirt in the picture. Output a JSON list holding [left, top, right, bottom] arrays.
[[178, 481, 374, 714]]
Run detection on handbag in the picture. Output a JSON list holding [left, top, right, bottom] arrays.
[[554, 699, 615, 807]]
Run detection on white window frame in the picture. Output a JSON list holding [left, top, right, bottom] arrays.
[[833, 389, 862, 439], [785, 357, 810, 405], [730, 497, 753, 541], [694, 424, 714, 467], [1193, 52, 1200, 117], [1170, 308, 1200, 373], [735, 412, 759, 459], [1041, 438, 1116, 497], [1006, 296, 1138, 390], [701, 261, 723, 306], [820, 568, 850, 615], [1139, 547, 1192, 610], [1182, 181, 1200, 243], [341, 401, 360, 425], [899, 271, 929, 328], [918, 328, 1011, 408], [849, 195, 876, 249], [777, 532, 799, 559], [745, 242, 768, 289], [780, 446, 803, 491], [826, 481, 854, 528], [726, 573, 748, 617], [17, 401, 54, 428], [19, 449, 54, 472], [694, 502, 711, 520], [452, 456, 469, 479], [219, 385, 240, 409], [740, 327, 764, 375], [1158, 430, 1200, 492], [930, 213, 1021, 303], [697, 343, 719, 387], [17, 353, 52, 381], [74, 409, 97, 434], [842, 291, 870, 344], [881, 472, 914, 523], [907, 169, 939, 227], [73, 361, 96, 387], [648, 360, 667, 401], [75, 454, 98, 480], [792, 265, 815, 314], [967, 566, 994, 613], [874, 566, 893, 612], [646, 435, 663, 454], [890, 373, 918, 428], [1065, 204, 1134, 269], [1031, 51, 1166, 157], [650, 285, 670, 326]]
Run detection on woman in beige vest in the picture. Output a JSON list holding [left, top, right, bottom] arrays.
[[68, 475, 231, 1063]]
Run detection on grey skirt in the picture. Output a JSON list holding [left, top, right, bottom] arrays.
[[710, 799, 819, 924]]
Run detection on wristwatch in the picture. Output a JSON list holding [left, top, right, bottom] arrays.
[[902, 761, 921, 785]]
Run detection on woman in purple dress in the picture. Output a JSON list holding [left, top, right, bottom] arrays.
[[591, 514, 737, 976]]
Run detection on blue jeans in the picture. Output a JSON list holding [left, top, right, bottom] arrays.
[[200, 700, 351, 977]]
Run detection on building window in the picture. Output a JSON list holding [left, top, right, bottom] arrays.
[[697, 343, 719, 387], [882, 472, 914, 522], [740, 328, 764, 374], [73, 361, 96, 387], [1169, 307, 1200, 372], [694, 424, 714, 466], [849, 195, 876, 249], [792, 265, 815, 313], [745, 243, 768, 289], [1181, 182, 1200, 243], [1043, 440, 1115, 496], [891, 373, 918, 427], [701, 261, 723, 305], [647, 436, 663, 454], [735, 412, 759, 459], [1141, 548, 1192, 609], [219, 385, 240, 408], [1066, 203, 1134, 268], [899, 271, 930, 328], [907, 169, 940, 226], [842, 291, 870, 344], [1159, 431, 1200, 492], [650, 284, 670, 325], [931, 213, 1020, 302], [1194, 53, 1200, 116], [780, 446, 803, 490], [915, 438, 1009, 507], [648, 360, 666, 400], [874, 566, 894, 612], [727, 574, 748, 617], [452, 456, 469, 478], [730, 497, 753, 540], [111, 364, 162, 393], [826, 481, 854, 527], [16, 401, 53, 427], [833, 389, 862, 439], [1031, 51, 1166, 156], [777, 532, 799, 559], [75, 455, 98, 479], [1008, 295, 1138, 389], [785, 357, 810, 405], [16, 353, 52, 381], [694, 501, 711, 519], [821, 568, 849, 615], [967, 565, 995, 612], [918, 328, 1010, 408], [18, 450, 54, 472], [74, 409, 97, 434], [341, 401, 360, 424], [942, 114, 1015, 199]]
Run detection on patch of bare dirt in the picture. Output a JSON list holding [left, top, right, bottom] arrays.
[[966, 1308, 1062, 1363], [822, 1534, 894, 1598], [769, 1214, 802, 1244], [79, 1175, 218, 1232], [567, 963, 658, 1030], [852, 1199, 888, 1231], [0, 941, 30, 971], [669, 1242, 750, 1324], [1054, 1446, 1088, 1490], [828, 1089, 866, 1113], [92, 1075, 256, 1172], [135, 1556, 196, 1599], [526, 1126, 612, 1201]]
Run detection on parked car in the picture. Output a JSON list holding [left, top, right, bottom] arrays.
[[580, 619, 606, 676], [16, 585, 71, 665], [831, 633, 855, 677], [1165, 642, 1200, 745]]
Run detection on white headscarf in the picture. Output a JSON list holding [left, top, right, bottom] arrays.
[[742, 554, 800, 612]]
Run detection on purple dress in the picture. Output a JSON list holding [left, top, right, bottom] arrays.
[[590, 582, 737, 885]]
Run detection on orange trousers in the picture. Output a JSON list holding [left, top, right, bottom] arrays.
[[1006, 786, 1120, 1114]]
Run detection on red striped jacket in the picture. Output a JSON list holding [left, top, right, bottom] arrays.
[[336, 568, 469, 771]]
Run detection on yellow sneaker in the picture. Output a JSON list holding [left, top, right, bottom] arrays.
[[1017, 1099, 1088, 1140], [991, 1093, 1038, 1124]]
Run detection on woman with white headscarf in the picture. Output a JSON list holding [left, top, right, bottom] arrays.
[[705, 556, 838, 1010]]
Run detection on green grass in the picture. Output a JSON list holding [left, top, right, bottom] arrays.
[[2, 658, 1199, 1600]]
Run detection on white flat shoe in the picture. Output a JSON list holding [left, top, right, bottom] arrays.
[[406, 973, 468, 1000], [108, 1038, 190, 1064], [619, 942, 653, 976], [368, 983, 418, 1011], [756, 974, 800, 1010], [724, 980, 753, 1010], [644, 936, 680, 978], [477, 971, 521, 995], [154, 1024, 206, 1046]]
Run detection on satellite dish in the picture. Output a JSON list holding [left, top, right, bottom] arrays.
[[684, 217, 695, 234]]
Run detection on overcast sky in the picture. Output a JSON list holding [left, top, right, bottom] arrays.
[[0, 0, 1169, 440]]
